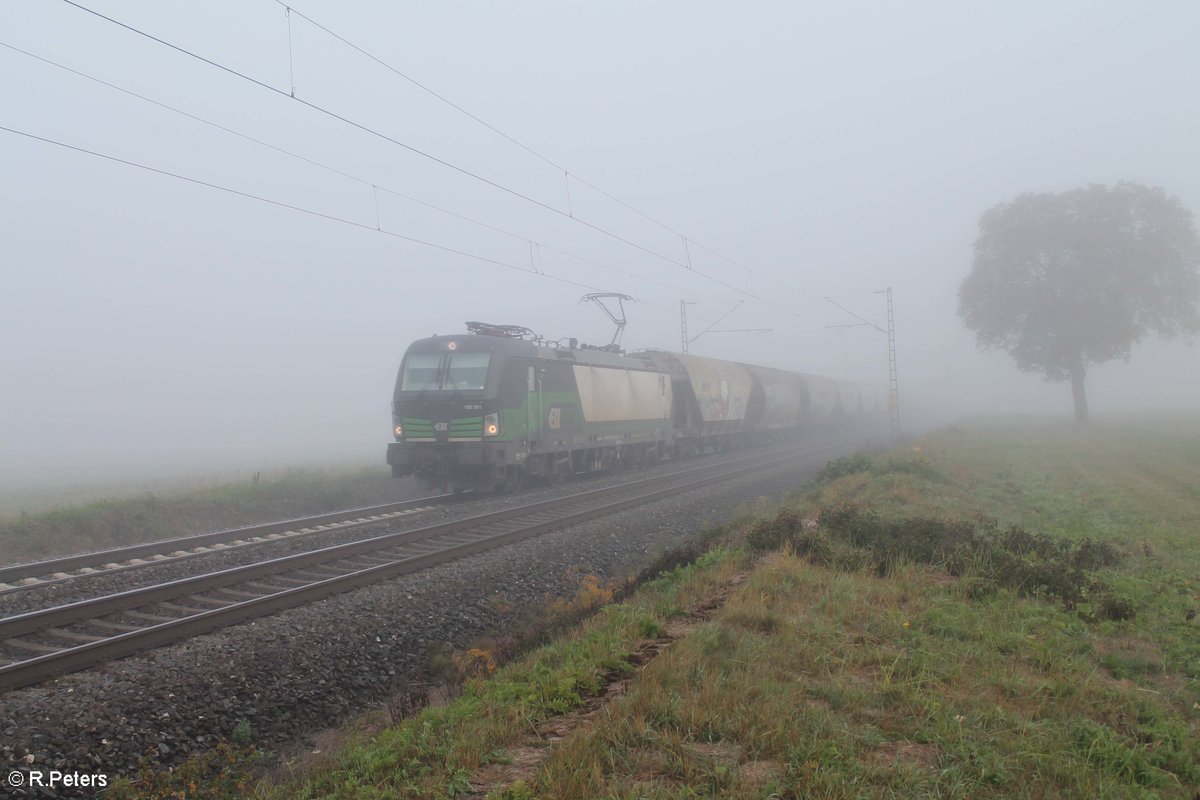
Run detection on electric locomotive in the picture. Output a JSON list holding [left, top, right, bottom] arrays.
[[387, 322, 867, 492], [387, 323, 672, 492]]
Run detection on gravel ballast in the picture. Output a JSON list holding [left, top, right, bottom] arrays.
[[0, 435, 876, 797], [1, 444, 830, 618]]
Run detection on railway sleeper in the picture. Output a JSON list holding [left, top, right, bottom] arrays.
[[43, 628, 106, 645], [284, 565, 345, 578], [85, 619, 144, 634], [450, 532, 490, 544], [418, 538, 464, 551], [468, 525, 513, 536], [263, 575, 316, 587], [124, 609, 182, 625], [389, 546, 434, 558], [289, 568, 347, 582], [156, 601, 212, 616], [313, 563, 361, 576], [242, 580, 293, 594], [336, 559, 389, 571], [4, 638, 62, 656], [184, 594, 239, 609], [209, 587, 271, 602], [342, 555, 397, 567]]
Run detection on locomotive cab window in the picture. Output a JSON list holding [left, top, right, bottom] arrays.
[[445, 352, 490, 390], [400, 353, 443, 391], [401, 351, 491, 391]]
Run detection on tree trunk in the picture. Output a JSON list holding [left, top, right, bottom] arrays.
[[1070, 363, 1088, 424]]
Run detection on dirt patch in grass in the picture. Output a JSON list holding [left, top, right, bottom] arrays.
[[1089, 632, 1188, 698], [738, 759, 784, 790], [864, 740, 937, 769], [687, 740, 742, 765], [465, 569, 753, 798]]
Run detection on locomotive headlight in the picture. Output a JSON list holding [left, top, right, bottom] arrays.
[[484, 412, 499, 437], [394, 424, 403, 437]]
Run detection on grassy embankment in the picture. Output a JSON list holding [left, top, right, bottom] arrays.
[[0, 466, 413, 565], [112, 418, 1200, 799]]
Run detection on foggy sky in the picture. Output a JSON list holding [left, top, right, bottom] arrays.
[[3, 0, 1198, 489]]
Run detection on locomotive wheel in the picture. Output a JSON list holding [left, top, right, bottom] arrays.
[[501, 466, 527, 493]]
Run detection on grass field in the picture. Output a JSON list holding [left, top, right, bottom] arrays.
[[0, 465, 416, 564], [110, 417, 1200, 799]]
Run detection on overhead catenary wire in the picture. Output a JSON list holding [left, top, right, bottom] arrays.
[[56, 0, 822, 327], [275, 0, 825, 307], [0, 40, 724, 310], [823, 296, 886, 334], [55, 0, 562, 215], [0, 123, 711, 326], [0, 125, 540, 285]]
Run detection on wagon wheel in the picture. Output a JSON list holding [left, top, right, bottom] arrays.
[[545, 453, 561, 486]]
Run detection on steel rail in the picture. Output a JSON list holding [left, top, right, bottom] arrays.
[[0, 494, 457, 591], [0, 442, 842, 692], [0, 447, 800, 636]]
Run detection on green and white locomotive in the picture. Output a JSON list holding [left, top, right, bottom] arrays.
[[387, 322, 863, 492]]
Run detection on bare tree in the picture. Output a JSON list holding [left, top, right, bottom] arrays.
[[959, 182, 1200, 422]]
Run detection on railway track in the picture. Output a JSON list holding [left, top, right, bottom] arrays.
[[0, 443, 839, 692], [0, 494, 458, 596]]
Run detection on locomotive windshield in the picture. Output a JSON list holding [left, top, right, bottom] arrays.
[[400, 353, 442, 390], [445, 352, 490, 390], [399, 351, 491, 391]]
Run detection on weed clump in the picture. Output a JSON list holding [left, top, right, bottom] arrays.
[[815, 453, 873, 484], [106, 742, 258, 799], [746, 510, 803, 551], [229, 719, 253, 747], [788, 524, 833, 565], [752, 505, 1129, 620], [632, 531, 724, 582], [870, 455, 942, 481]]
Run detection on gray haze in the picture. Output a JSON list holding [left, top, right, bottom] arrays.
[[3, 1, 1198, 489]]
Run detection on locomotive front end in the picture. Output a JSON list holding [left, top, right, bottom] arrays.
[[387, 335, 517, 492]]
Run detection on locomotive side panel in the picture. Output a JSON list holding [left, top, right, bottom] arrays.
[[572, 365, 671, 423], [534, 359, 584, 447]]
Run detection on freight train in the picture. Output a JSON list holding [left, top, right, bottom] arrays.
[[386, 322, 869, 492]]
